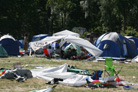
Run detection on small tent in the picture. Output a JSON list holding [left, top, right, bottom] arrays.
[[0, 45, 8, 57], [94, 32, 137, 58], [0, 35, 19, 56]]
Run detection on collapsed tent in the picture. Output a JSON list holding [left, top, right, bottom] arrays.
[[29, 30, 102, 57], [31, 64, 88, 86], [94, 32, 137, 58], [0, 35, 19, 56]]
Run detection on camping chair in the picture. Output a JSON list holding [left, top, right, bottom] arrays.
[[105, 58, 114, 76], [43, 48, 50, 57], [104, 58, 122, 77]]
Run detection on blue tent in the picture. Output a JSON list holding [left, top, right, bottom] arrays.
[[31, 34, 51, 42], [94, 32, 137, 58], [0, 35, 19, 56]]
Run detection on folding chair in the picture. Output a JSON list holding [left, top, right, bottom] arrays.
[[105, 58, 122, 77], [105, 58, 114, 76], [43, 48, 50, 57]]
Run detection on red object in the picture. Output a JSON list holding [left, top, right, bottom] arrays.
[[43, 48, 50, 57], [116, 77, 121, 82], [0, 70, 5, 76], [20, 52, 23, 55], [2, 71, 5, 74]]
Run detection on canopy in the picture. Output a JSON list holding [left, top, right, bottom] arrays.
[[30, 35, 102, 57], [53, 30, 80, 37]]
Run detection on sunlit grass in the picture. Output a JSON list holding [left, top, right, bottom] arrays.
[[0, 56, 138, 92]]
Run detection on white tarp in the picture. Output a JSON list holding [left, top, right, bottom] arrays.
[[53, 30, 80, 37], [132, 55, 138, 62], [29, 33, 102, 57], [64, 35, 103, 57], [29, 36, 65, 51], [31, 64, 88, 86]]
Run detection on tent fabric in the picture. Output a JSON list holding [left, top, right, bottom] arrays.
[[0, 45, 8, 57], [94, 32, 137, 58], [31, 34, 51, 42], [29, 36, 65, 51], [30, 35, 103, 57], [53, 30, 80, 37], [126, 36, 138, 51], [0, 35, 15, 41], [31, 64, 88, 86], [0, 35, 19, 56], [18, 41, 24, 49]]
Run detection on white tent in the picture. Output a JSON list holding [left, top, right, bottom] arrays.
[[53, 30, 80, 37], [29, 30, 102, 57]]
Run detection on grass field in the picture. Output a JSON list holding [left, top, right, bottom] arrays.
[[0, 56, 138, 92]]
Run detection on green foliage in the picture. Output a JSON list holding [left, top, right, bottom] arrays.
[[0, 0, 138, 39], [121, 26, 138, 37]]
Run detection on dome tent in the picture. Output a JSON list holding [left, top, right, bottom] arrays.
[[0, 35, 19, 56], [94, 32, 137, 58]]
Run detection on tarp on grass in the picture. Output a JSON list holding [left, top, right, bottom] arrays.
[[31, 64, 88, 87]]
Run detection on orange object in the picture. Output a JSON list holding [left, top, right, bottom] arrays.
[[43, 48, 50, 57]]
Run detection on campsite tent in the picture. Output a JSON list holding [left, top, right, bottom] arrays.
[[31, 34, 51, 42], [30, 30, 102, 57], [0, 35, 19, 56], [94, 32, 137, 58], [0, 45, 8, 57]]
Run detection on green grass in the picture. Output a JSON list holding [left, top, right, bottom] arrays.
[[0, 56, 138, 92]]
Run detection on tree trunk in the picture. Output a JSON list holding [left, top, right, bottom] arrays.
[[123, 13, 127, 33]]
